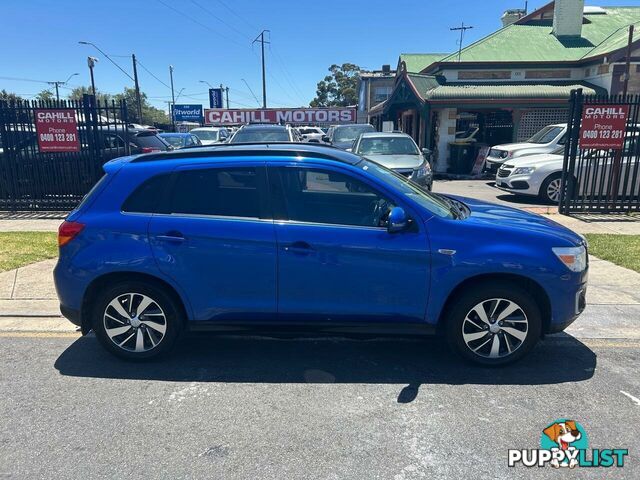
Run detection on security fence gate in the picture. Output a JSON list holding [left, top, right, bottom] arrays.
[[0, 96, 129, 211], [560, 89, 640, 214]]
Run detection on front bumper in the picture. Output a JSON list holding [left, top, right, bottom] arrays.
[[494, 171, 542, 196]]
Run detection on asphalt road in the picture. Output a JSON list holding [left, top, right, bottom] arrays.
[[1, 332, 638, 479]]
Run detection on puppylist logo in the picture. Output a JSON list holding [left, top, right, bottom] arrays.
[[508, 419, 628, 469]]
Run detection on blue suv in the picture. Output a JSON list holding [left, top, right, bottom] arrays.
[[54, 144, 588, 365]]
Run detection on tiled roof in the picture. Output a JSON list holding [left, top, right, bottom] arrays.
[[399, 53, 448, 73]]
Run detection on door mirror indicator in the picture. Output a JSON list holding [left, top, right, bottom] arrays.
[[387, 207, 409, 233]]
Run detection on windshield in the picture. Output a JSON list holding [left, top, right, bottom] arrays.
[[334, 125, 374, 142], [192, 130, 218, 141], [230, 128, 289, 143], [357, 137, 419, 156], [161, 136, 186, 147], [527, 125, 564, 144], [360, 159, 453, 219]]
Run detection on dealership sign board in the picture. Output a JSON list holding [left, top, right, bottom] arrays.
[[173, 104, 203, 122], [579, 104, 629, 149], [204, 108, 356, 125], [34, 109, 80, 152]]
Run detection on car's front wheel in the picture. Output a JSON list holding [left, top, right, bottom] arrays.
[[445, 284, 542, 366], [92, 281, 181, 360]]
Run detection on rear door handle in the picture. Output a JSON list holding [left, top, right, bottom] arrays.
[[283, 241, 314, 255], [156, 231, 185, 243]]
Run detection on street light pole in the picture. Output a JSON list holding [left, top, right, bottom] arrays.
[[87, 56, 98, 96], [47, 73, 79, 102]]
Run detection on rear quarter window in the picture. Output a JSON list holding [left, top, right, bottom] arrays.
[[121, 173, 172, 213]]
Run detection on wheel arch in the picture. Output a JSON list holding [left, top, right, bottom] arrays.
[[436, 273, 551, 337], [80, 271, 190, 334]]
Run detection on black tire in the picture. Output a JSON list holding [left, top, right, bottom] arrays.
[[92, 281, 182, 361], [539, 173, 562, 204], [444, 283, 542, 366]]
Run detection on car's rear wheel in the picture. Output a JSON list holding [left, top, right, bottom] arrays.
[[445, 284, 542, 366], [92, 281, 181, 360], [539, 173, 562, 204]]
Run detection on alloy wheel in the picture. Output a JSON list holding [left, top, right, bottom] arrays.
[[461, 298, 528, 359], [103, 293, 167, 353], [546, 178, 561, 203]]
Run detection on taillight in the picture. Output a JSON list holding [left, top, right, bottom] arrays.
[[58, 221, 85, 247], [141, 147, 161, 153]]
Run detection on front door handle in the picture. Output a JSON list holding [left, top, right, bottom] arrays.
[[283, 241, 314, 255], [156, 231, 185, 243]]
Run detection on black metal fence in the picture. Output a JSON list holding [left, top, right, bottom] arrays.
[[0, 95, 129, 211], [560, 89, 640, 214]]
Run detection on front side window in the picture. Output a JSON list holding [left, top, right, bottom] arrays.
[[170, 167, 261, 218], [277, 167, 395, 227], [333, 125, 375, 142]]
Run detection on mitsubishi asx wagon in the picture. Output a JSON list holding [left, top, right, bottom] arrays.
[[54, 143, 588, 365]]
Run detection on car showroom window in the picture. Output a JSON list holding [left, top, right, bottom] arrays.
[[278, 167, 395, 227], [170, 167, 261, 218], [121, 173, 172, 213]]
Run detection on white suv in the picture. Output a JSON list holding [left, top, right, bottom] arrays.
[[486, 123, 567, 173]]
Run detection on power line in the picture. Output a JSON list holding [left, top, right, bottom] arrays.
[[190, 0, 251, 40], [214, 0, 259, 32], [136, 58, 172, 90], [269, 45, 308, 104], [156, 0, 248, 49]]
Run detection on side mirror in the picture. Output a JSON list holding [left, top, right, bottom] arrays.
[[322, 135, 330, 143], [387, 207, 409, 233], [421, 148, 431, 156]]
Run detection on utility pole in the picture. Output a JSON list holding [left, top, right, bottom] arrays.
[[131, 54, 143, 123], [47, 73, 78, 102], [622, 24, 634, 96], [220, 84, 230, 109], [87, 56, 98, 96], [252, 30, 270, 108], [169, 65, 176, 128], [450, 22, 473, 62]]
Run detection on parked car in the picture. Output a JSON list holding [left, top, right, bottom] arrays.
[[353, 132, 433, 190], [190, 127, 230, 145], [54, 143, 588, 366], [496, 135, 640, 203], [107, 128, 173, 154], [323, 124, 375, 150], [228, 124, 300, 143], [159, 133, 202, 149], [485, 123, 568, 173], [296, 126, 325, 143]]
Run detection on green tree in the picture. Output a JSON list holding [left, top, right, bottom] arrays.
[[35, 89, 55, 102], [68, 86, 112, 104], [113, 87, 169, 125], [310, 63, 361, 107], [0, 90, 24, 103]]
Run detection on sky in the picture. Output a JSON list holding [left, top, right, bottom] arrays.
[[0, 0, 629, 111]]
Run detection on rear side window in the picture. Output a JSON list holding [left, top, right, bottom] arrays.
[[134, 134, 168, 149], [122, 173, 172, 213], [170, 167, 261, 218]]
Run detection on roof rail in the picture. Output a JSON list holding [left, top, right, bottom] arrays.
[[130, 142, 360, 164]]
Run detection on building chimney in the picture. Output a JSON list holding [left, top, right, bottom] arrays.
[[501, 9, 526, 27], [552, 0, 584, 38], [382, 64, 391, 74]]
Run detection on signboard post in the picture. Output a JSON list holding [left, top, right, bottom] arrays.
[[579, 104, 629, 149], [172, 104, 203, 123], [203, 107, 357, 125], [209, 88, 223, 109], [34, 109, 80, 152]]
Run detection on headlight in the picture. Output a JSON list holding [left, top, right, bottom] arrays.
[[552, 245, 587, 272], [415, 162, 431, 178], [513, 166, 536, 175]]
